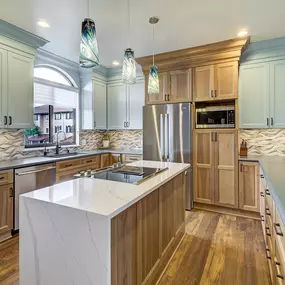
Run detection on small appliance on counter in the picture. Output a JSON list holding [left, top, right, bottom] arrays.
[[73, 164, 168, 185], [196, 104, 235, 129]]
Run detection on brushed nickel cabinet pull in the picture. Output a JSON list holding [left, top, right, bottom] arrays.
[[266, 226, 271, 236], [265, 189, 271, 196], [4, 116, 7, 125], [266, 248, 271, 259], [267, 118, 269, 126], [271, 117, 274, 126], [9, 116, 12, 125], [265, 207, 271, 215], [274, 261, 284, 279], [274, 223, 284, 236], [240, 164, 243, 172]]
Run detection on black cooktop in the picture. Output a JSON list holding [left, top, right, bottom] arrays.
[[74, 166, 167, 185]]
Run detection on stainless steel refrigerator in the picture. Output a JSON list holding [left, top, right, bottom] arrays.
[[143, 103, 193, 210]]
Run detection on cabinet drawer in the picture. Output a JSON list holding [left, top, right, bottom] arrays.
[[0, 170, 13, 185], [265, 187, 274, 218], [274, 240, 285, 285], [56, 158, 81, 173], [274, 207, 285, 261], [124, 154, 142, 163], [81, 155, 100, 166]]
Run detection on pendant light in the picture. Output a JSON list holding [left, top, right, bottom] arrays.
[[148, 17, 159, 95], [122, 0, 136, 84], [79, 0, 100, 68]]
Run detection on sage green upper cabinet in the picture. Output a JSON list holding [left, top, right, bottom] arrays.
[[127, 80, 144, 129], [239, 63, 270, 128], [0, 48, 7, 128], [7, 51, 34, 129], [107, 83, 127, 130], [270, 60, 285, 128], [93, 80, 107, 129]]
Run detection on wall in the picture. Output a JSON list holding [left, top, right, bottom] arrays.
[[239, 129, 285, 156]]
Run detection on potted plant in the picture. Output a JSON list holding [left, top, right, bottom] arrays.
[[102, 133, 110, 148]]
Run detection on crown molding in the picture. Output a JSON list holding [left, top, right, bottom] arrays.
[[137, 37, 250, 73], [0, 20, 49, 49]]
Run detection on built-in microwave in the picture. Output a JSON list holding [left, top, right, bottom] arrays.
[[196, 105, 235, 129]]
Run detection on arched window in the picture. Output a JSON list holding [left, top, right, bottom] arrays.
[[25, 65, 79, 148]]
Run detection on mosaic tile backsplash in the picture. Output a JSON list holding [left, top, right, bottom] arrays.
[[0, 129, 143, 161], [239, 129, 285, 156]]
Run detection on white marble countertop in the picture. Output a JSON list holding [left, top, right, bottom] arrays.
[[21, 160, 190, 218]]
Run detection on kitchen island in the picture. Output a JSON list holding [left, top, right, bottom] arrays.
[[19, 160, 190, 285]]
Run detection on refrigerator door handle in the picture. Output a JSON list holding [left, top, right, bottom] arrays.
[[160, 114, 165, 160], [165, 114, 169, 160]]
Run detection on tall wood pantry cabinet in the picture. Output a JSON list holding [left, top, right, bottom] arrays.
[[193, 129, 238, 208], [146, 69, 192, 104], [193, 62, 238, 102]]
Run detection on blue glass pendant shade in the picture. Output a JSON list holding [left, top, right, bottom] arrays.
[[80, 18, 100, 68], [122, 48, 136, 84], [148, 66, 159, 94]]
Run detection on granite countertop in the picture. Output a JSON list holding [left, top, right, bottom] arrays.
[[0, 148, 143, 170], [239, 155, 285, 225], [21, 160, 190, 218]]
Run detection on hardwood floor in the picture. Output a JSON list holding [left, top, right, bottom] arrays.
[[0, 211, 270, 285], [158, 210, 271, 285]]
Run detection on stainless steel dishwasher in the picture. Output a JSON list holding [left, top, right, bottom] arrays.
[[14, 163, 56, 231]]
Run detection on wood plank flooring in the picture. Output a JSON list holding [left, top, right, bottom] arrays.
[[158, 210, 271, 285], [0, 210, 270, 285]]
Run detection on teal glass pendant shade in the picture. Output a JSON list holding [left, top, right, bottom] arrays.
[[122, 48, 136, 84], [148, 66, 159, 94], [80, 18, 100, 68]]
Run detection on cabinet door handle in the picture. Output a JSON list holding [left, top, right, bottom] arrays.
[[267, 118, 269, 127], [127, 122, 130, 127], [274, 223, 284, 236], [210, 90, 213, 98], [9, 116, 12, 125], [240, 164, 243, 172], [260, 192, 265, 197], [214, 90, 217, 97], [64, 164, 73, 167], [265, 207, 271, 215], [260, 174, 264, 178], [215, 132, 217, 142], [266, 226, 271, 236], [4, 116, 7, 125], [274, 261, 284, 279], [124, 122, 126, 127], [265, 189, 271, 196], [211, 132, 214, 142], [9, 187, 13, 198], [260, 215, 265, 222], [271, 117, 274, 126], [94, 121, 96, 128], [266, 248, 271, 259], [168, 94, 170, 101], [164, 94, 167, 101]]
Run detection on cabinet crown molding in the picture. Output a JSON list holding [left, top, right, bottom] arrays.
[[0, 19, 49, 50], [137, 37, 249, 73]]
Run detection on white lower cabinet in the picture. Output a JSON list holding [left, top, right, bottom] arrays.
[[93, 80, 107, 129], [107, 80, 144, 130], [0, 47, 34, 129]]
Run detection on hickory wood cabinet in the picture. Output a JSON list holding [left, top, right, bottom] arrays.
[[111, 173, 185, 285], [0, 169, 13, 242], [193, 61, 238, 102], [193, 129, 238, 208], [146, 69, 192, 104], [238, 161, 260, 212]]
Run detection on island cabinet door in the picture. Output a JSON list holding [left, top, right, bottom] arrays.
[[214, 130, 238, 208], [193, 130, 214, 204], [238, 161, 260, 212], [0, 183, 13, 239]]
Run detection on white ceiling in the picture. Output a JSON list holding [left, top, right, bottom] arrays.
[[1, 0, 285, 68]]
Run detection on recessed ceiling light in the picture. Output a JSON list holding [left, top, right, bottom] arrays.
[[112, 60, 120, 66], [237, 29, 248, 37], [37, 20, 50, 28]]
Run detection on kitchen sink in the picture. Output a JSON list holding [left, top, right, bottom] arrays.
[[43, 152, 87, 158]]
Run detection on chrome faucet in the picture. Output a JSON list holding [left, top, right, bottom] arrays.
[[55, 131, 66, 154]]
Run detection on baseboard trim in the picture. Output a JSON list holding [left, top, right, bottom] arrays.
[[194, 202, 260, 220]]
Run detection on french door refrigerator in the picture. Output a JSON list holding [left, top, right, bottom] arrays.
[[143, 103, 193, 210]]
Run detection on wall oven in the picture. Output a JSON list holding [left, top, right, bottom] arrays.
[[196, 105, 235, 129]]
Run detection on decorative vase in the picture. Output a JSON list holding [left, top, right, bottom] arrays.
[[103, 140, 110, 148]]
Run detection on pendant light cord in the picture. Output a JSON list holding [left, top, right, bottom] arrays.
[[152, 24, 155, 66], [87, 0, 89, 18], [128, 0, 131, 47]]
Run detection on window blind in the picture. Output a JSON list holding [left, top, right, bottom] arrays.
[[34, 83, 78, 109]]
